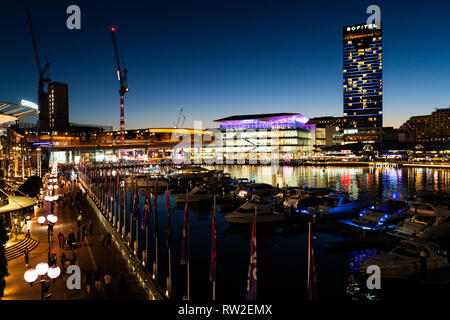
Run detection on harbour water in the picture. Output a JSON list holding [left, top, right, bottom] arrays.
[[120, 165, 450, 300]]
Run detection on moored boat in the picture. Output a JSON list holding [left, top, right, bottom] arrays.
[[340, 193, 411, 231], [224, 198, 288, 224], [360, 239, 449, 278]]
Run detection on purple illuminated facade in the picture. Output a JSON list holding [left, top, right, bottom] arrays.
[[215, 113, 310, 130], [210, 113, 316, 161]]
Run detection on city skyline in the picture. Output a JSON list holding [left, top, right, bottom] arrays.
[[2, 0, 450, 130]]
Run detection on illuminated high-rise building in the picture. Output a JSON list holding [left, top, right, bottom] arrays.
[[343, 23, 383, 143]]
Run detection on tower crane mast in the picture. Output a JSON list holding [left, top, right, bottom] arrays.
[[25, 8, 50, 129], [110, 27, 128, 143]]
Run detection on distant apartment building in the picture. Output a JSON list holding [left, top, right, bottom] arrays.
[[343, 23, 383, 143], [48, 82, 69, 129], [400, 107, 450, 142]]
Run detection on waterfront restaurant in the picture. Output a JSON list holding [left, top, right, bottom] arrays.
[[198, 113, 317, 163]]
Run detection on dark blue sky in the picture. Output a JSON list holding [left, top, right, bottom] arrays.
[[2, 0, 450, 130]]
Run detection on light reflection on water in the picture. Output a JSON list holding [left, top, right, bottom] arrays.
[[121, 165, 450, 299], [205, 165, 450, 201]]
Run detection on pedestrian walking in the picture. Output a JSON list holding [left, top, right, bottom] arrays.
[[24, 248, 29, 266], [50, 254, 57, 267], [70, 250, 77, 265], [106, 233, 112, 248], [89, 220, 93, 235], [94, 269, 102, 292], [60, 252, 67, 269], [104, 272, 112, 294], [100, 233, 105, 247], [58, 232, 65, 249], [85, 270, 92, 295]]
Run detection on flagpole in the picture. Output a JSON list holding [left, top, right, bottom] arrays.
[[145, 176, 149, 267], [212, 194, 216, 301], [186, 189, 190, 300], [130, 177, 134, 247], [307, 221, 311, 299], [153, 180, 159, 281], [166, 185, 172, 299]]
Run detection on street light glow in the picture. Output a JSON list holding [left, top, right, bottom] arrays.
[[47, 266, 61, 279], [36, 263, 49, 276], [24, 269, 38, 283]]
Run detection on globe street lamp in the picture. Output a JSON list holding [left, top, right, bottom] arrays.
[[24, 262, 61, 300], [37, 215, 58, 263]]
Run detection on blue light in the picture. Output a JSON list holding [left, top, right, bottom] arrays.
[[391, 192, 400, 199]]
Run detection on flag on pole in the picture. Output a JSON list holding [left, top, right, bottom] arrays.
[[109, 165, 112, 198], [104, 167, 107, 194], [180, 191, 189, 266], [246, 208, 257, 300], [142, 185, 151, 230], [209, 195, 217, 283], [153, 181, 158, 239], [307, 223, 318, 300], [133, 182, 140, 220], [165, 186, 171, 249], [122, 173, 127, 222]]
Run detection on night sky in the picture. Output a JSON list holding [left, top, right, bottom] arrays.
[[2, 0, 450, 130]]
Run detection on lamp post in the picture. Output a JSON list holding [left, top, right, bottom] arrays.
[[24, 262, 61, 300], [38, 213, 58, 263]]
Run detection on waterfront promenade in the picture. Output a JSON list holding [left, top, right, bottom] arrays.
[[3, 183, 146, 300]]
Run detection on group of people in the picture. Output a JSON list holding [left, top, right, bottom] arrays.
[[83, 269, 128, 296]]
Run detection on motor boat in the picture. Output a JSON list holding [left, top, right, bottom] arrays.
[[127, 174, 168, 189], [341, 193, 411, 231], [173, 186, 214, 203], [167, 166, 211, 180], [277, 187, 332, 211], [360, 239, 449, 278], [224, 196, 288, 224], [233, 183, 280, 201], [388, 201, 450, 240], [307, 195, 367, 218]]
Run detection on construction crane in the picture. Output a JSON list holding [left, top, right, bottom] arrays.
[[110, 27, 129, 143], [173, 107, 183, 128], [25, 8, 50, 129]]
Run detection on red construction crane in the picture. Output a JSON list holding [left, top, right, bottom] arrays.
[[110, 27, 129, 144], [25, 8, 51, 129]]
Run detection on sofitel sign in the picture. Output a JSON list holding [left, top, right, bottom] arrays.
[[346, 24, 379, 32]]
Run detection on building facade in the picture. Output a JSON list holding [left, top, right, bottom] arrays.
[[202, 113, 315, 163], [343, 23, 383, 143], [48, 82, 69, 129], [400, 107, 450, 142]]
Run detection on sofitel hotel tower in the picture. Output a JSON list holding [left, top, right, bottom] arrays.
[[343, 23, 383, 143]]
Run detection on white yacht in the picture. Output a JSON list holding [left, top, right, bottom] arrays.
[[224, 198, 288, 224], [361, 239, 448, 278], [388, 201, 450, 240]]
